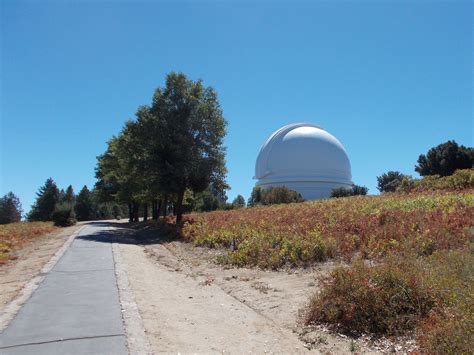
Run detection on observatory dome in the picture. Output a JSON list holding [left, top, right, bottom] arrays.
[[254, 123, 352, 200]]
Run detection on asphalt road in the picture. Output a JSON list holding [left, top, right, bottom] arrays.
[[0, 223, 127, 355]]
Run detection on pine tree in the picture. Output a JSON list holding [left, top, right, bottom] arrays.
[[0, 192, 22, 224], [232, 195, 246, 209], [27, 178, 59, 221], [64, 185, 75, 203], [75, 186, 94, 221]]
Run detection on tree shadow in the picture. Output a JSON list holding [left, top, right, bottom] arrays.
[[76, 220, 181, 246]]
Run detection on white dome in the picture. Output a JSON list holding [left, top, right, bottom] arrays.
[[254, 123, 352, 200]]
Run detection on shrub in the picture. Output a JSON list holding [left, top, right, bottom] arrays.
[[397, 169, 474, 192], [417, 250, 474, 354], [377, 171, 406, 193], [248, 186, 304, 206], [52, 203, 76, 227], [261, 186, 304, 205], [305, 256, 436, 335]]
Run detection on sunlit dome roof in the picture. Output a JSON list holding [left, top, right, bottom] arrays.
[[254, 123, 352, 199]]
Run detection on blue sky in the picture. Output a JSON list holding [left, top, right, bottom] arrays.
[[1, 0, 472, 214]]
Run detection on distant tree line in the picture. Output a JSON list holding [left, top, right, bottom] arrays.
[[21, 178, 127, 226], [94, 72, 228, 224], [377, 140, 473, 193]]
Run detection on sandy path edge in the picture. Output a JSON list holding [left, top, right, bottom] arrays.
[[118, 242, 312, 354], [112, 241, 152, 355]]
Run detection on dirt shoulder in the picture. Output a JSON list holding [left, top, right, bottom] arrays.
[[118, 236, 376, 354], [0, 223, 83, 314]]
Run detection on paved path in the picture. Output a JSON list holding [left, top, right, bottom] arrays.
[[0, 223, 127, 355]]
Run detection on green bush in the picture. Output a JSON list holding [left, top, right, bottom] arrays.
[[261, 186, 304, 205], [52, 203, 76, 227], [397, 169, 474, 192]]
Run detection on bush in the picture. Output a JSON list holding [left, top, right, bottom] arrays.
[[305, 250, 473, 352], [377, 171, 406, 193], [261, 186, 304, 205], [248, 186, 304, 206], [305, 257, 436, 335], [52, 203, 76, 227], [331, 184, 368, 198], [417, 250, 474, 354], [397, 169, 474, 192]]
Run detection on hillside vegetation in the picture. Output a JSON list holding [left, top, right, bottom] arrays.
[[182, 190, 473, 268], [179, 170, 474, 353], [0, 222, 57, 264]]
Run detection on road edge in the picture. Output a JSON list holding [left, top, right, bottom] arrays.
[[112, 242, 152, 355], [0, 224, 86, 332]]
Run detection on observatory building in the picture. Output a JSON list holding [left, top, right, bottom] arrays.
[[254, 123, 352, 200]]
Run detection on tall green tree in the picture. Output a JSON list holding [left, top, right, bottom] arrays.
[[64, 185, 75, 203], [144, 72, 228, 224], [0, 192, 22, 224], [248, 186, 263, 207], [415, 140, 473, 176], [75, 186, 94, 221], [27, 178, 59, 221]]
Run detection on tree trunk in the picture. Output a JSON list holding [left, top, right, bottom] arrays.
[[143, 203, 148, 222], [175, 189, 185, 225], [128, 203, 133, 223], [151, 200, 158, 220], [133, 202, 140, 222], [156, 199, 162, 220], [162, 195, 168, 218]]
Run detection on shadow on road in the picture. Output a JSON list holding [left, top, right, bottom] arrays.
[[76, 220, 179, 246]]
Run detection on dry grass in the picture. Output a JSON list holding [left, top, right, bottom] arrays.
[[0, 222, 57, 264]]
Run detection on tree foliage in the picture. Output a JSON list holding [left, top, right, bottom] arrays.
[[248, 186, 304, 206], [377, 171, 407, 193], [95, 72, 229, 224], [331, 184, 368, 198], [232, 195, 246, 209], [27, 178, 60, 221], [0, 192, 22, 224], [52, 202, 76, 227], [415, 140, 473, 177], [75, 186, 94, 221]]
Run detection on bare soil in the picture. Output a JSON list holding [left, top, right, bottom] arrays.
[[119, 238, 384, 354], [0, 224, 82, 313]]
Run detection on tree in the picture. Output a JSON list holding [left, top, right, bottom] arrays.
[[0, 192, 22, 224], [248, 186, 304, 206], [261, 186, 304, 205], [145, 72, 228, 224], [415, 140, 473, 177], [75, 186, 94, 221], [248, 186, 263, 207], [52, 202, 76, 226], [64, 185, 75, 203], [331, 184, 368, 198], [232, 195, 246, 209], [27, 178, 59, 221], [377, 171, 406, 193]]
